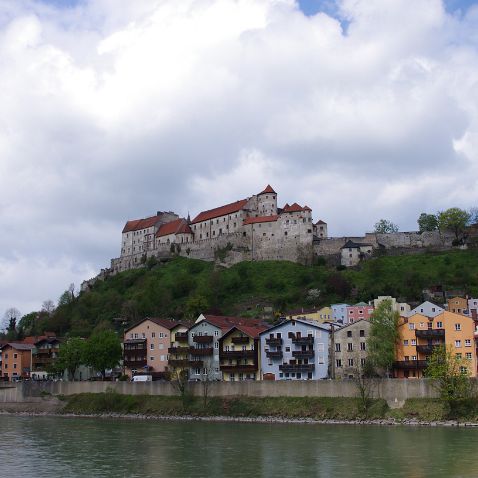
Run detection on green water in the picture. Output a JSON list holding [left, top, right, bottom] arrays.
[[1, 415, 477, 477]]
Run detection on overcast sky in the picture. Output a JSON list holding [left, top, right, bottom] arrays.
[[0, 0, 477, 317]]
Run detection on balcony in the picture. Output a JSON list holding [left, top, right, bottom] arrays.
[[220, 365, 257, 373], [221, 350, 255, 359], [190, 348, 213, 356], [188, 360, 204, 368], [266, 350, 283, 359], [291, 336, 314, 345], [36, 348, 59, 356], [415, 329, 445, 339], [393, 360, 428, 370], [292, 350, 315, 359], [168, 346, 191, 354], [175, 332, 189, 341], [416, 345, 437, 355], [168, 359, 190, 368], [231, 336, 250, 344], [265, 338, 283, 347], [33, 357, 54, 364], [124, 359, 147, 368], [279, 364, 315, 373], [193, 335, 214, 344]]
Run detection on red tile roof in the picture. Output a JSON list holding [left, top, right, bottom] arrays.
[[259, 185, 276, 195], [201, 315, 266, 332], [156, 218, 192, 238], [191, 199, 248, 224], [243, 215, 278, 225], [125, 317, 191, 333], [122, 215, 161, 233], [283, 203, 307, 213]]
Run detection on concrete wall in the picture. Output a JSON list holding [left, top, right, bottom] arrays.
[[3, 378, 445, 408]]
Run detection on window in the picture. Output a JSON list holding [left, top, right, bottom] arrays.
[[285, 346, 290, 352], [214, 342, 219, 349], [411, 339, 416, 346], [160, 355, 165, 361], [409, 323, 415, 330], [318, 356, 324, 364], [13, 364, 17, 369], [412, 356, 417, 361], [466, 353, 472, 360], [150, 344, 155, 350], [336, 359, 342, 368], [348, 358, 354, 367], [142, 333, 145, 338], [460, 366, 468, 374], [360, 342, 366, 351], [335, 343, 341, 352], [150, 356, 155, 361], [455, 340, 462, 348], [159, 343, 164, 349], [456, 353, 462, 359], [455, 324, 461, 331], [13, 353, 17, 359], [347, 343, 353, 351], [436, 321, 443, 328], [465, 339, 471, 347], [361, 358, 366, 366], [347, 331, 352, 337], [359, 330, 365, 337], [214, 330, 219, 336], [317, 343, 324, 352], [152, 332, 156, 338], [195, 368, 201, 375], [404, 340, 409, 346]]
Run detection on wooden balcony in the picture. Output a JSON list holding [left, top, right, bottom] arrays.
[[415, 329, 445, 339], [193, 335, 213, 344], [124, 359, 147, 368], [265, 338, 283, 346], [266, 350, 283, 359], [174, 332, 189, 341], [394, 360, 428, 370], [291, 336, 314, 345], [292, 350, 315, 359], [168, 359, 190, 368], [220, 365, 257, 373], [168, 346, 191, 354], [190, 347, 213, 356], [220, 350, 255, 359], [279, 364, 315, 373], [231, 336, 249, 344], [416, 345, 437, 355]]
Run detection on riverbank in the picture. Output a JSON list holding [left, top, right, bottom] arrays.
[[2, 392, 476, 427]]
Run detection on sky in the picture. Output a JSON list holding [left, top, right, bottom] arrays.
[[0, 0, 477, 318]]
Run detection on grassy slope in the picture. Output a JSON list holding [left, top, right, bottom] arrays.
[[42, 249, 478, 336]]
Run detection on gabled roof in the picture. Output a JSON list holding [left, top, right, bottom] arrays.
[[220, 324, 269, 340], [5, 343, 34, 351], [336, 319, 371, 332], [193, 315, 266, 333], [316, 220, 327, 225], [122, 215, 161, 233], [282, 203, 307, 213], [243, 215, 278, 225], [258, 185, 276, 195], [259, 318, 330, 335], [125, 317, 189, 333], [155, 218, 192, 237], [191, 199, 248, 224]]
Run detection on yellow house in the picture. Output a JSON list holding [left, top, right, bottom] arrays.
[[394, 311, 476, 378], [219, 324, 267, 381], [168, 323, 192, 374], [287, 307, 333, 323]]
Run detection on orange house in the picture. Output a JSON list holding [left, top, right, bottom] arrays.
[[2, 343, 34, 380], [447, 297, 468, 315], [394, 311, 476, 378]]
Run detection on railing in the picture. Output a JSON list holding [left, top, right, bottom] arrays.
[[220, 365, 257, 373], [266, 350, 283, 359], [188, 360, 204, 368], [124, 359, 147, 367], [279, 364, 315, 372], [416, 345, 436, 355], [175, 332, 189, 341], [291, 336, 314, 345], [231, 337, 249, 344], [168, 359, 191, 368], [393, 360, 428, 369], [415, 329, 445, 338], [193, 336, 214, 344], [220, 350, 255, 359], [36, 348, 60, 355], [168, 346, 191, 354], [123, 345, 147, 351], [190, 348, 213, 356], [265, 338, 283, 346], [292, 350, 315, 359]]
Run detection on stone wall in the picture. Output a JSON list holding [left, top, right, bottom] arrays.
[[9, 379, 444, 408]]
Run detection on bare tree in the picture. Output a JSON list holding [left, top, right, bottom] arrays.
[[169, 368, 190, 407], [2, 307, 20, 331], [41, 300, 56, 316], [350, 353, 376, 417], [199, 357, 216, 408]]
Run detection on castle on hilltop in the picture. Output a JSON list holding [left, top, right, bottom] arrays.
[[110, 185, 328, 273]]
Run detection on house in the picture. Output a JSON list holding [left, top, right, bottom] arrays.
[[286, 306, 333, 323], [468, 298, 478, 320], [123, 318, 189, 379], [1, 343, 34, 380], [407, 301, 444, 318], [188, 315, 265, 381], [155, 218, 194, 247], [394, 312, 477, 378], [341, 240, 373, 267], [0, 342, 6, 379], [331, 304, 350, 324], [372, 296, 410, 316], [219, 323, 268, 381], [167, 323, 193, 374], [447, 297, 468, 316], [31, 336, 62, 379], [333, 320, 372, 379], [314, 220, 328, 238], [346, 303, 374, 323], [260, 318, 330, 380]]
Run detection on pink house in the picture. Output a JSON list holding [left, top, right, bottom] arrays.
[[346, 302, 374, 323]]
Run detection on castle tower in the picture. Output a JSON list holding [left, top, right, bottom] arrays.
[[257, 185, 278, 216]]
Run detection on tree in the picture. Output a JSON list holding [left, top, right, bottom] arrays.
[[58, 283, 76, 307], [83, 330, 122, 379], [54, 337, 86, 381], [2, 307, 21, 339], [367, 299, 399, 377], [417, 213, 438, 233], [199, 357, 216, 408], [41, 300, 56, 316], [185, 295, 210, 320], [373, 219, 399, 234], [425, 345, 475, 404], [437, 207, 471, 243], [168, 368, 191, 407]]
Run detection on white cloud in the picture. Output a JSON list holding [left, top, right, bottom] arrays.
[[0, 0, 477, 315]]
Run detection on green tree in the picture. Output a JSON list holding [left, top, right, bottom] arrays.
[[425, 345, 474, 404], [417, 213, 438, 232], [55, 337, 87, 380], [185, 294, 210, 320], [373, 219, 399, 234], [437, 207, 471, 243], [83, 330, 122, 379], [367, 299, 399, 377]]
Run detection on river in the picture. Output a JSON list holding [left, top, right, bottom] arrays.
[[0, 415, 477, 477]]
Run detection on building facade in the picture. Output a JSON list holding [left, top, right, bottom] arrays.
[[372, 296, 410, 316], [407, 301, 444, 318], [346, 303, 374, 323], [331, 304, 350, 324], [394, 311, 477, 378], [260, 319, 330, 380], [340, 240, 373, 267], [447, 297, 469, 315], [333, 320, 372, 379], [1, 343, 33, 380]]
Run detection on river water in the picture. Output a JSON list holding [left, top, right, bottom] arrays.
[[1, 415, 477, 477]]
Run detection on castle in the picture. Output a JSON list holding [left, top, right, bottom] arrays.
[[110, 185, 328, 273]]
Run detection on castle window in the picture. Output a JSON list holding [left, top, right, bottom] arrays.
[[263, 233, 266, 236], [284, 232, 288, 236], [213, 231, 215, 236], [234, 223, 236, 228]]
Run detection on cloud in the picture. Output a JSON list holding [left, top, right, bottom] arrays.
[[0, 0, 477, 315]]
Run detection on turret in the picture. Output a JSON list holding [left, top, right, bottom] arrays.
[[257, 185, 278, 216]]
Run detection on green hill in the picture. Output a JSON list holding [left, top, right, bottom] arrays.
[[23, 249, 478, 337]]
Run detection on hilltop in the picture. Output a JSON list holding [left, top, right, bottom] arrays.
[[20, 249, 478, 337]]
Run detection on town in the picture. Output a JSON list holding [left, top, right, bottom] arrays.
[[1, 294, 477, 383]]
